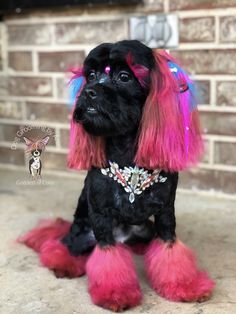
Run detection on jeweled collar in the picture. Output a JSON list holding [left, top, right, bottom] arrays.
[[101, 161, 167, 203]]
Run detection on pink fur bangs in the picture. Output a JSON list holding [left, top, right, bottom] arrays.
[[135, 50, 203, 172], [126, 52, 149, 88]]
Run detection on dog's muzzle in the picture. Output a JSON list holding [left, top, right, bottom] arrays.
[[33, 150, 40, 157]]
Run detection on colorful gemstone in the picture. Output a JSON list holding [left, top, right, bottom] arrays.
[[105, 66, 110, 74]]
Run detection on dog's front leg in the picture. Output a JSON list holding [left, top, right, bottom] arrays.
[[86, 212, 142, 312], [144, 206, 215, 302]]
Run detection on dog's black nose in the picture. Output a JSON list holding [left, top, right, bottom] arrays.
[[85, 88, 97, 99]]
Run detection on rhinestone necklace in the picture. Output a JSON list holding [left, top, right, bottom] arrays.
[[101, 161, 167, 203]]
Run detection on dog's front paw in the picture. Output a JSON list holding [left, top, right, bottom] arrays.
[[40, 239, 88, 278], [145, 239, 215, 302], [86, 244, 142, 312]]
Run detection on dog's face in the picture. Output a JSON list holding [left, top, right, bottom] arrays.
[[73, 40, 155, 137], [31, 149, 42, 158], [23, 136, 49, 157]]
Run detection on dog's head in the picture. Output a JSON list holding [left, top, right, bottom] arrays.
[[73, 41, 153, 137], [23, 136, 50, 157], [69, 40, 203, 171]]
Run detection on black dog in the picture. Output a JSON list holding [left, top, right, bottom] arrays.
[[19, 40, 214, 312]]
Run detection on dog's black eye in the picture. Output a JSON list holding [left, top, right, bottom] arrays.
[[87, 71, 96, 82], [118, 72, 131, 83]]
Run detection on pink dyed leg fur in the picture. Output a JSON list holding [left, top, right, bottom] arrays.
[[145, 239, 215, 302], [18, 218, 88, 278], [86, 244, 142, 312]]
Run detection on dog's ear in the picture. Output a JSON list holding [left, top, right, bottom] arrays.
[[67, 67, 106, 170], [68, 67, 85, 109], [134, 50, 203, 172], [23, 137, 34, 147], [68, 123, 106, 170], [40, 136, 50, 147]]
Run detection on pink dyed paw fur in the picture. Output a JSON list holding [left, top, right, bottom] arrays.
[[86, 244, 142, 312], [40, 239, 88, 278], [18, 218, 88, 278], [145, 239, 215, 302]]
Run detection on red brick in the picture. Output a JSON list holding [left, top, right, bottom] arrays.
[[203, 140, 210, 163], [39, 51, 85, 72], [195, 80, 210, 105], [0, 124, 20, 142], [8, 52, 32, 72], [0, 101, 23, 119], [8, 24, 52, 46], [57, 78, 70, 100], [180, 17, 215, 43], [0, 147, 25, 165], [8, 77, 53, 97], [41, 152, 67, 170], [217, 81, 236, 107], [0, 48, 2, 71], [143, 0, 164, 11], [26, 102, 70, 123], [0, 76, 8, 96], [214, 142, 236, 166], [170, 0, 236, 10], [60, 129, 69, 148], [171, 50, 236, 75], [200, 112, 236, 136], [220, 16, 236, 43], [179, 168, 236, 194], [55, 20, 127, 45]]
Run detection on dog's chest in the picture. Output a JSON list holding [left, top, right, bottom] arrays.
[[101, 162, 167, 204], [30, 157, 41, 170], [88, 169, 173, 224]]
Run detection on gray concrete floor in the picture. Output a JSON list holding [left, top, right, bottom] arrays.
[[0, 169, 236, 314]]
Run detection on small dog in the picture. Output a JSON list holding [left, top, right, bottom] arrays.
[[19, 40, 214, 311], [23, 136, 49, 179]]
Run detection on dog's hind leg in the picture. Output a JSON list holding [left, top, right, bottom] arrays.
[[86, 212, 142, 312], [144, 173, 215, 302], [18, 184, 92, 278]]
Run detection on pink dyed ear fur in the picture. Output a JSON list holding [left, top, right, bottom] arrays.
[[126, 52, 149, 87], [134, 50, 203, 172], [67, 67, 106, 170], [68, 121, 106, 170]]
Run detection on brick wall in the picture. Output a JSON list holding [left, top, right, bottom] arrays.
[[0, 0, 236, 196]]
